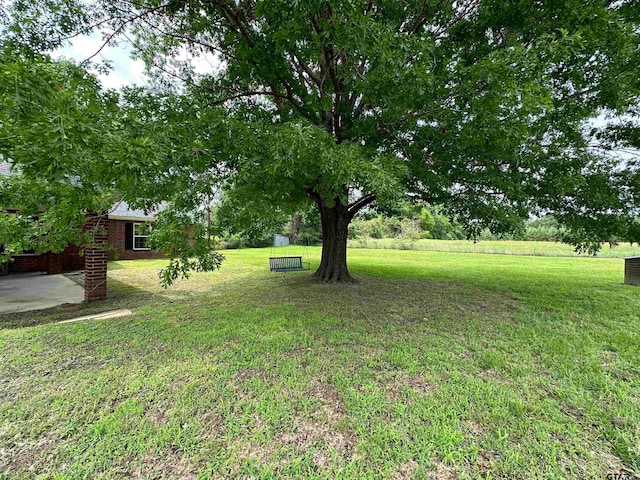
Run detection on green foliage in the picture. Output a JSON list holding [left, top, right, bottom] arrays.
[[349, 206, 467, 241], [2, 0, 640, 279], [349, 209, 573, 245], [479, 216, 566, 242], [0, 48, 118, 258], [0, 52, 227, 283], [149, 208, 225, 288], [430, 215, 454, 240], [293, 210, 322, 246], [420, 209, 435, 235]]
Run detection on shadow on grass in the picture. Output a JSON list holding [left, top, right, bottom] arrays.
[[148, 269, 521, 339], [0, 278, 155, 330], [1, 262, 520, 337]]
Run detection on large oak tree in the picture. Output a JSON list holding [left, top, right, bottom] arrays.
[[2, 0, 640, 282]]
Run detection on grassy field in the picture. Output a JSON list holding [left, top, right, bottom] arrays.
[[348, 238, 640, 258], [1, 247, 639, 479]]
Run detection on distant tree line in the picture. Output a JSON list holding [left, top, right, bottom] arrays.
[[214, 201, 582, 249], [347, 203, 567, 242]]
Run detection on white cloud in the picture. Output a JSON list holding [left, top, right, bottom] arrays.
[[53, 34, 148, 89], [53, 34, 223, 90], [174, 47, 222, 76]]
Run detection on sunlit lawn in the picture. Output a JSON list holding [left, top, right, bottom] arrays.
[[348, 237, 640, 258], [1, 246, 638, 479]]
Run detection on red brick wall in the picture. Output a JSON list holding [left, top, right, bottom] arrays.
[[47, 252, 64, 275], [9, 244, 85, 274], [63, 245, 85, 270], [107, 219, 165, 261], [8, 218, 164, 276], [10, 254, 48, 273], [84, 213, 108, 301]]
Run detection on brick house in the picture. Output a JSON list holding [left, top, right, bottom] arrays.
[[1, 161, 165, 300], [106, 202, 165, 262], [1, 201, 164, 276]]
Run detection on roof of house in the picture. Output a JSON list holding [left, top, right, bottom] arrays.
[[0, 161, 14, 177], [108, 201, 160, 221]]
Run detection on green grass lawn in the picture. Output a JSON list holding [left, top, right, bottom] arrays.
[[1, 247, 639, 479], [348, 237, 640, 258]]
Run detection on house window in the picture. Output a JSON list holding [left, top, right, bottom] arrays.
[[133, 223, 151, 250]]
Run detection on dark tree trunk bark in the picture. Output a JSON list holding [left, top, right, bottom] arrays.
[[314, 199, 353, 283]]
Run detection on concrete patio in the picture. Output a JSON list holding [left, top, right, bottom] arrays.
[[0, 273, 84, 314]]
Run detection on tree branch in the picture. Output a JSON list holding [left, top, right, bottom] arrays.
[[79, 3, 171, 67], [304, 187, 321, 203], [347, 193, 376, 218]]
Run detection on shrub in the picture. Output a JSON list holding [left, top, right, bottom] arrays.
[[363, 216, 386, 239], [398, 218, 421, 240], [420, 209, 435, 233], [348, 220, 365, 239]]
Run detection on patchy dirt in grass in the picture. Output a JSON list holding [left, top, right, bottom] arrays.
[[466, 420, 484, 437], [307, 376, 346, 423], [312, 449, 331, 467], [391, 459, 419, 479], [428, 460, 458, 479], [404, 374, 436, 395], [0, 374, 26, 404], [130, 448, 200, 479], [557, 445, 633, 479], [234, 367, 267, 382], [1, 430, 59, 473], [381, 374, 437, 401], [279, 417, 355, 458], [234, 439, 275, 467], [476, 451, 498, 471], [381, 380, 406, 401], [277, 377, 355, 457], [169, 377, 190, 390], [202, 411, 223, 427], [233, 377, 356, 469], [201, 412, 225, 441], [145, 407, 168, 428], [599, 450, 635, 477]]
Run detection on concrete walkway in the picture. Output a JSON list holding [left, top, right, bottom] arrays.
[[0, 273, 84, 314]]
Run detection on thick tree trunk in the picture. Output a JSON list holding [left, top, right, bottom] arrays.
[[314, 199, 353, 283]]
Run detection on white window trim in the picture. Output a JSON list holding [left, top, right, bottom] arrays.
[[133, 222, 151, 251]]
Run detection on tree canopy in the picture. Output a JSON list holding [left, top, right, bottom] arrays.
[[1, 0, 640, 283]]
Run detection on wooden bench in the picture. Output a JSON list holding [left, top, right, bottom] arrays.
[[269, 256, 310, 272]]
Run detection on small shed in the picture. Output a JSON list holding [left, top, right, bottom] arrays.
[[624, 256, 640, 286], [274, 234, 290, 247]]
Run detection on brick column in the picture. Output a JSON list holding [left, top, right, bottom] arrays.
[[624, 257, 640, 286], [47, 253, 64, 275], [84, 212, 108, 301]]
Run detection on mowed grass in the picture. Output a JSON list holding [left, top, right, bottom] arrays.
[[348, 237, 640, 258], [0, 246, 639, 479]]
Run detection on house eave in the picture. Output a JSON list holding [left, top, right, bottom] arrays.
[[108, 215, 156, 222]]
